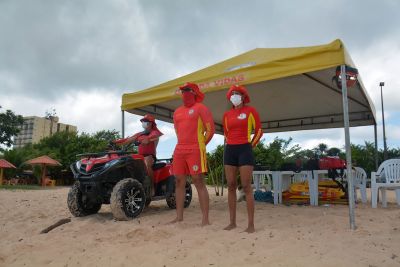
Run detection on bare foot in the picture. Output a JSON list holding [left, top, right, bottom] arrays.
[[167, 217, 183, 224], [244, 226, 255, 233], [223, 223, 237, 230], [201, 220, 211, 227]]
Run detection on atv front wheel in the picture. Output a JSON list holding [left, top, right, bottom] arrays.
[[166, 181, 192, 209], [110, 178, 146, 220], [67, 182, 102, 217]]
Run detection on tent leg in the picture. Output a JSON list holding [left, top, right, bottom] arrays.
[[374, 123, 379, 170], [121, 110, 125, 138], [0, 168, 3, 186], [341, 65, 356, 230]]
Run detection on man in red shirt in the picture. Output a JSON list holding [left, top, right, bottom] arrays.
[[115, 114, 163, 196], [170, 82, 215, 225]]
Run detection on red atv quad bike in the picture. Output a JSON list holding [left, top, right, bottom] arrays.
[[67, 140, 192, 220]]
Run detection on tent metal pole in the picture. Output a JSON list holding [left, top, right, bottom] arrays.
[[121, 110, 125, 138], [341, 65, 356, 230], [374, 123, 379, 169]]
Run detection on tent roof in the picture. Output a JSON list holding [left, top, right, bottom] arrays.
[[25, 156, 61, 166], [122, 39, 376, 134], [0, 159, 16, 169]]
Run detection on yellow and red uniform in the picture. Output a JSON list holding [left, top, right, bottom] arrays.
[[173, 102, 215, 175], [223, 105, 263, 146]]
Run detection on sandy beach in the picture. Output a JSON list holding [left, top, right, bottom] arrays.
[[0, 186, 399, 267]]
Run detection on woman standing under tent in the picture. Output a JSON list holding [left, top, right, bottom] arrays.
[[223, 84, 263, 233]]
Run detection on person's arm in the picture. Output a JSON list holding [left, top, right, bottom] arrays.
[[114, 132, 140, 145], [173, 110, 178, 136], [199, 105, 215, 145], [223, 112, 228, 142], [250, 107, 263, 147], [141, 130, 162, 144]]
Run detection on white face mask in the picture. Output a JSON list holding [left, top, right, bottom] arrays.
[[141, 122, 149, 129], [230, 94, 242, 106]]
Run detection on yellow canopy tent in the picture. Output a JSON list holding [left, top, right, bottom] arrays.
[[122, 39, 376, 134], [121, 39, 378, 229]]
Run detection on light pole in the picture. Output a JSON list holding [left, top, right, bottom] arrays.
[[379, 82, 388, 160]]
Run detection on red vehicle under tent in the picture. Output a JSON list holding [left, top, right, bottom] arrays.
[[120, 39, 377, 230]]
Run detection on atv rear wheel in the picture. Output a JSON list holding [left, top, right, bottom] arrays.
[[67, 182, 102, 217], [110, 178, 146, 220], [166, 181, 192, 209]]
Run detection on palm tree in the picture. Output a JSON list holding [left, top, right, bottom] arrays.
[[317, 143, 328, 157]]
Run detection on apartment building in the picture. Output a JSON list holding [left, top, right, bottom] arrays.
[[13, 116, 77, 148]]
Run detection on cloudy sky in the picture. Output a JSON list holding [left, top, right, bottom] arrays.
[[1, 0, 399, 158]]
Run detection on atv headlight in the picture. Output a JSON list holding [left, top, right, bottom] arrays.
[[75, 161, 82, 170]]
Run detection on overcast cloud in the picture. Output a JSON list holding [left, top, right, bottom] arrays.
[[1, 0, 400, 158]]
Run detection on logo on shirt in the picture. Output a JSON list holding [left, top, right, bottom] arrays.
[[188, 109, 194, 115], [192, 165, 199, 172], [238, 113, 247, 120]]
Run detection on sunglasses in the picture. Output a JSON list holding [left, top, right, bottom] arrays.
[[181, 87, 194, 93]]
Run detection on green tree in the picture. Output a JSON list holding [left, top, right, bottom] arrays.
[[327, 147, 342, 157], [254, 137, 301, 170], [317, 143, 328, 157], [0, 107, 24, 147], [206, 145, 224, 188], [93, 129, 120, 142], [1, 129, 121, 182]]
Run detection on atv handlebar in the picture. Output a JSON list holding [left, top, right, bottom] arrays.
[[76, 139, 137, 158], [76, 151, 137, 158]]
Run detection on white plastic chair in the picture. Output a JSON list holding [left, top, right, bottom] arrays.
[[252, 171, 272, 191], [291, 172, 308, 183], [353, 167, 368, 204], [371, 159, 400, 208]]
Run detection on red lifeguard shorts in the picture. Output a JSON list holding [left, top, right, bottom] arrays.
[[172, 148, 207, 176]]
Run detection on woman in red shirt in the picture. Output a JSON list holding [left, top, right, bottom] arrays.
[[222, 84, 263, 233]]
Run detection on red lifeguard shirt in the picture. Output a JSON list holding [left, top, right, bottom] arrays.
[[136, 129, 162, 156], [173, 103, 215, 150], [223, 105, 263, 146]]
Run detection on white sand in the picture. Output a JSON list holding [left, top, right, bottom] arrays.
[[0, 186, 399, 267]]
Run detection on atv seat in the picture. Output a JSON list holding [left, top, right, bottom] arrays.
[[152, 162, 166, 171]]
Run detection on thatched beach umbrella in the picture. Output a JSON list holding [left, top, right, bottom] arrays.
[[0, 159, 16, 185], [25, 156, 61, 186]]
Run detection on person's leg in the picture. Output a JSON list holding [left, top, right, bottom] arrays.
[[239, 165, 255, 233], [192, 173, 210, 226], [169, 174, 187, 223], [224, 165, 238, 230], [169, 150, 188, 224], [144, 156, 155, 196]]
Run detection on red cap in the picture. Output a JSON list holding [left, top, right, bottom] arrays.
[[179, 82, 204, 103], [140, 114, 155, 123], [140, 114, 163, 135], [226, 84, 250, 104]]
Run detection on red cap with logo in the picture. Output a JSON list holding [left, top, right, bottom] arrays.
[[226, 84, 250, 104]]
